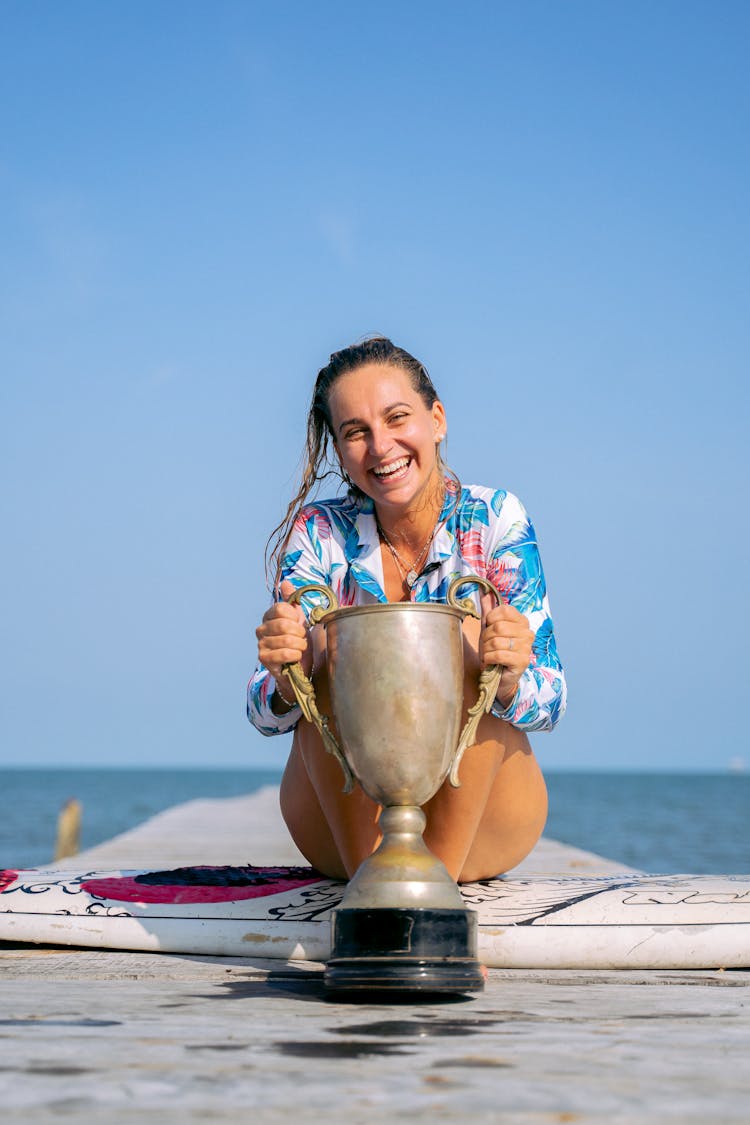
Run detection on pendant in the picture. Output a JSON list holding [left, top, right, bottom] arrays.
[[406, 569, 419, 588]]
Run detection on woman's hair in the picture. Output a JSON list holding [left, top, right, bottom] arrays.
[[265, 336, 457, 587]]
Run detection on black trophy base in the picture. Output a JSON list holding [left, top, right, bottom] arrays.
[[324, 907, 484, 995]]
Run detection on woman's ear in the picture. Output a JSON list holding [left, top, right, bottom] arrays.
[[432, 400, 447, 442]]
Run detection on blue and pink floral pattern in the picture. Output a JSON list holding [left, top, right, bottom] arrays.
[[247, 483, 566, 737]]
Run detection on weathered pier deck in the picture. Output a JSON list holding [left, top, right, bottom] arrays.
[[2, 787, 748, 1122]]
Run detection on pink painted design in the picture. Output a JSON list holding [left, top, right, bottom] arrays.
[[455, 529, 486, 574], [487, 557, 516, 598], [513, 696, 532, 719], [295, 506, 332, 538], [0, 870, 19, 894], [338, 582, 357, 606], [81, 865, 325, 905]]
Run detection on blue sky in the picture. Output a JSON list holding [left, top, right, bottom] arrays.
[[2, 1, 748, 771]]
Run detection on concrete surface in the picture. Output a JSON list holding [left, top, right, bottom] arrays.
[[1, 786, 747, 1122]]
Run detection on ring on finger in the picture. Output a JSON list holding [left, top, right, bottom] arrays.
[[507, 638, 515, 651]]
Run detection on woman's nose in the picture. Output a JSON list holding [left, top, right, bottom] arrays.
[[367, 425, 392, 457]]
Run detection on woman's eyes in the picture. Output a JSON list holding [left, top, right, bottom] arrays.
[[343, 413, 410, 440]]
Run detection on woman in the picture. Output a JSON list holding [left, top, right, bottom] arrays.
[[249, 337, 566, 883]]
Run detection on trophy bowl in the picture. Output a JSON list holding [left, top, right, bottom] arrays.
[[285, 577, 502, 995]]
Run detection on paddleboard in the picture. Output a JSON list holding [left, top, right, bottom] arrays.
[[2, 864, 748, 969]]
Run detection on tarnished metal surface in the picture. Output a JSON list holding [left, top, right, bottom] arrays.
[[341, 806, 465, 911], [284, 586, 474, 916], [325, 601, 465, 806]]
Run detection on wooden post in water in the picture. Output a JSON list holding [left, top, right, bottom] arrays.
[[54, 798, 82, 861]]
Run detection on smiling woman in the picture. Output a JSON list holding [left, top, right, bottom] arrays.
[[248, 337, 566, 883], [330, 364, 445, 505]]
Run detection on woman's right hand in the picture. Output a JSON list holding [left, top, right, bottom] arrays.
[[255, 580, 312, 692]]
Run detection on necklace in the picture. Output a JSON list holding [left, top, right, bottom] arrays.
[[377, 521, 436, 589]]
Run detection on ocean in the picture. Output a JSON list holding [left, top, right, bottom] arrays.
[[1, 768, 748, 874]]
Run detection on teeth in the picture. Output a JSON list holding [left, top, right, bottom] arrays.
[[373, 457, 409, 478]]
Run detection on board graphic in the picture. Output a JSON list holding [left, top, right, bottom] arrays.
[[2, 865, 749, 969]]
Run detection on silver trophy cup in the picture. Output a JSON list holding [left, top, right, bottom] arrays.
[[285, 575, 502, 994]]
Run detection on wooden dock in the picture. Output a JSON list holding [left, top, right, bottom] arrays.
[[2, 787, 748, 1122]]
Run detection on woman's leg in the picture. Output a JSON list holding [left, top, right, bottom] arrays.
[[281, 712, 546, 882], [422, 717, 548, 882], [279, 618, 548, 882], [420, 615, 547, 881], [279, 666, 382, 879], [280, 734, 382, 879]]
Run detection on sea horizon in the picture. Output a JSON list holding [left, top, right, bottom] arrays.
[[3, 763, 746, 775], [1, 766, 748, 876]]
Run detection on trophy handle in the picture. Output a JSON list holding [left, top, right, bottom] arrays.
[[283, 583, 355, 794], [446, 575, 504, 788]]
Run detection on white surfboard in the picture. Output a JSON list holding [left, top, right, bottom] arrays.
[[2, 864, 748, 969]]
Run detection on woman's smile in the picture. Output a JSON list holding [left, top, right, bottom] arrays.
[[370, 455, 412, 483], [328, 362, 445, 516]]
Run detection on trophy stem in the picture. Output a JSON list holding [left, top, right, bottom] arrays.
[[339, 806, 463, 911], [325, 806, 485, 995]]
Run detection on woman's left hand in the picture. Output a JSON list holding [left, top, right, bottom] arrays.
[[479, 601, 535, 707]]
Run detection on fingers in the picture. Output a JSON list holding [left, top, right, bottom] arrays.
[[257, 642, 310, 682], [256, 587, 311, 680], [479, 591, 495, 623], [263, 575, 307, 631], [256, 617, 307, 649], [257, 616, 307, 657], [261, 600, 306, 630], [484, 602, 525, 627], [480, 604, 535, 677]]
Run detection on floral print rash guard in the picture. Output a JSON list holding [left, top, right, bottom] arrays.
[[247, 482, 566, 738]]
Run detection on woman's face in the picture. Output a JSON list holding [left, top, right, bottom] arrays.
[[328, 363, 446, 515]]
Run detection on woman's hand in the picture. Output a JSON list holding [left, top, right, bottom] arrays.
[[479, 599, 535, 708], [255, 581, 312, 704]]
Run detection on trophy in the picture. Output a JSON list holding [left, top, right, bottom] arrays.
[[284, 575, 502, 994]]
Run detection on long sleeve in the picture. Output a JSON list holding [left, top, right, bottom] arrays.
[[246, 506, 335, 737], [484, 492, 567, 732], [246, 664, 301, 737]]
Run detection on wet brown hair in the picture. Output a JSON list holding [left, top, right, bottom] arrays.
[[265, 336, 456, 587]]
